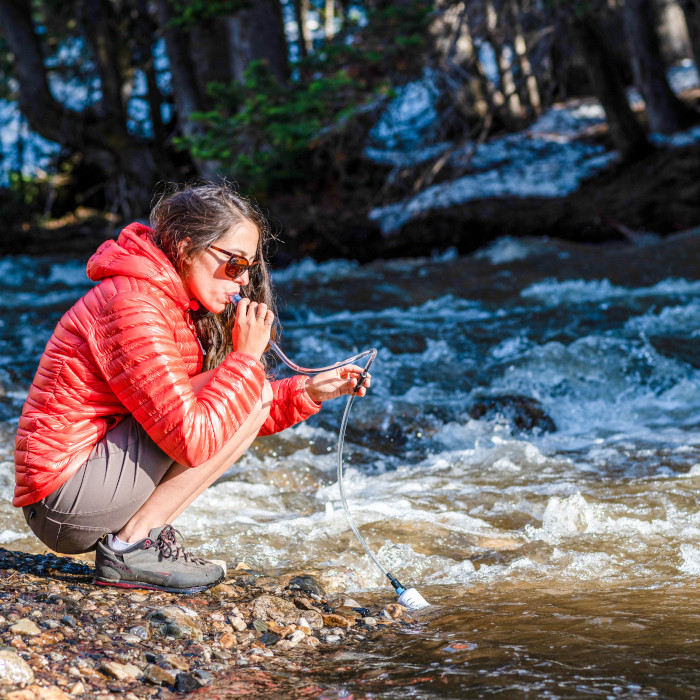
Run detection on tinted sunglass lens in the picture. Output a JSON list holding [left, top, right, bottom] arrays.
[[226, 263, 246, 279], [226, 259, 259, 280]]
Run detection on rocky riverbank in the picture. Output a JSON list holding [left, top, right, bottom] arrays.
[[0, 547, 416, 698]]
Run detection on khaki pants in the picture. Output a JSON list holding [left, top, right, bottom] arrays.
[[22, 416, 175, 554]]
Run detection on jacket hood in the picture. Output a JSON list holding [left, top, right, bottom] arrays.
[[86, 222, 191, 309]]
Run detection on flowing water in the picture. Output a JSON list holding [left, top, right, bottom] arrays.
[[1, 233, 699, 697]]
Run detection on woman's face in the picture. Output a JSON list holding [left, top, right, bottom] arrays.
[[183, 219, 260, 314]]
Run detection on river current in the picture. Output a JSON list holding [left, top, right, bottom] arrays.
[[1, 233, 699, 697]]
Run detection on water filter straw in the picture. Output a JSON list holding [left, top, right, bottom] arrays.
[[228, 293, 430, 611], [398, 588, 430, 609]]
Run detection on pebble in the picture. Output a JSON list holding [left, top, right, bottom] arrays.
[[10, 618, 41, 636], [6, 684, 71, 699], [218, 632, 238, 648], [251, 595, 301, 626], [286, 574, 325, 597], [260, 632, 280, 646], [287, 630, 306, 647], [230, 616, 247, 632], [120, 634, 145, 644], [61, 615, 78, 628], [321, 613, 355, 628], [252, 619, 268, 633], [299, 609, 324, 629], [0, 648, 35, 685], [0, 548, 402, 696], [99, 660, 142, 681], [155, 653, 189, 671], [144, 664, 179, 686], [147, 605, 204, 641], [384, 603, 407, 619]]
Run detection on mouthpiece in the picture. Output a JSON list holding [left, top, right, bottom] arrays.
[[229, 293, 243, 305]]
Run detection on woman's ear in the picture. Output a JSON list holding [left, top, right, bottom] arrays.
[[177, 237, 192, 264]]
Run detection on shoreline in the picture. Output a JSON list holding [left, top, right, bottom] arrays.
[[0, 546, 415, 698], [2, 138, 699, 265]]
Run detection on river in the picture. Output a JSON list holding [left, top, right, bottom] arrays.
[[1, 232, 699, 697]]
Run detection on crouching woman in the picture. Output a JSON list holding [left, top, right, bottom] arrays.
[[13, 182, 370, 593]]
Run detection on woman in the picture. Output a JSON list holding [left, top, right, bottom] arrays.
[[13, 182, 370, 593]]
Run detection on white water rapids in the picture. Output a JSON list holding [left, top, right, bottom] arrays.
[[1, 233, 699, 696]]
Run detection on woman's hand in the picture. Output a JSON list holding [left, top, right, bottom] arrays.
[[232, 298, 274, 361], [305, 364, 371, 403]]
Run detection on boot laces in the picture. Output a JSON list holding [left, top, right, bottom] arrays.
[[147, 525, 208, 565]]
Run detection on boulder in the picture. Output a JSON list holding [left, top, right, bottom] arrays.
[[468, 393, 556, 434]]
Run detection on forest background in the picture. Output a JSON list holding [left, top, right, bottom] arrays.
[[0, 0, 699, 265]]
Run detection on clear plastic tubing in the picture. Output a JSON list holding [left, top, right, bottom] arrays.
[[228, 293, 429, 609]]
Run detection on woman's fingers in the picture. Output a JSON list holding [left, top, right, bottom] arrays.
[[239, 300, 275, 326], [232, 299, 274, 359]]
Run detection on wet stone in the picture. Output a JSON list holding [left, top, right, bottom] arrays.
[[322, 613, 355, 628], [218, 632, 237, 648], [230, 616, 247, 632], [251, 595, 302, 626], [10, 618, 41, 636], [121, 634, 145, 644], [298, 610, 324, 629], [287, 575, 325, 597], [155, 653, 189, 671], [6, 684, 71, 699], [252, 619, 268, 633], [467, 393, 556, 434], [176, 670, 213, 692], [260, 632, 281, 646], [99, 660, 142, 681], [144, 664, 179, 686], [148, 606, 204, 641], [129, 625, 149, 640], [0, 648, 35, 685]]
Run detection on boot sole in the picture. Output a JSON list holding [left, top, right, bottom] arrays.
[[93, 576, 223, 594]]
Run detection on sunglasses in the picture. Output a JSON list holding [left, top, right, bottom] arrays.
[[210, 245, 260, 281]]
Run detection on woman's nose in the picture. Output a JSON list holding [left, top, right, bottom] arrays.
[[234, 269, 250, 285]]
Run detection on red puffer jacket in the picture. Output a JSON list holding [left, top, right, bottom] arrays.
[[14, 223, 321, 507]]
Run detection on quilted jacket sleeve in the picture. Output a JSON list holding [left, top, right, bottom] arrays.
[[258, 375, 322, 436], [87, 291, 266, 467]]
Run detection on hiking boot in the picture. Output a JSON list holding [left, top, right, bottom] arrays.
[[94, 524, 225, 593]]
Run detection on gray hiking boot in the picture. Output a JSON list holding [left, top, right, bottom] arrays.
[[94, 524, 224, 593]]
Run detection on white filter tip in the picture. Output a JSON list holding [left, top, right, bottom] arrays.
[[397, 587, 430, 610]]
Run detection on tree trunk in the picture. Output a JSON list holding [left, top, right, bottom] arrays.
[[154, 0, 204, 139], [0, 0, 161, 216], [292, 0, 310, 60], [623, 0, 698, 133], [485, 0, 523, 124], [572, 17, 652, 161], [135, 0, 165, 143], [431, 1, 490, 120], [679, 0, 700, 69], [508, 0, 542, 118], [226, 0, 289, 83], [78, 0, 127, 122], [325, 0, 335, 40]]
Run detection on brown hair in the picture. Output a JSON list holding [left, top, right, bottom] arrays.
[[149, 181, 277, 370]]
